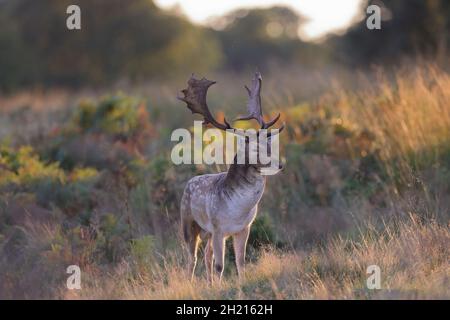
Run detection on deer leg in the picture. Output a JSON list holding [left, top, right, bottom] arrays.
[[204, 237, 213, 283], [188, 236, 200, 281], [212, 232, 225, 283], [185, 220, 201, 281], [233, 226, 250, 280]]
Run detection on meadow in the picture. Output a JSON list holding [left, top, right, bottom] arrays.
[[0, 65, 449, 299]]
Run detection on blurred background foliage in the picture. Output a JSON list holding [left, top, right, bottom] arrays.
[[0, 0, 222, 90], [329, 0, 450, 66], [0, 0, 449, 91]]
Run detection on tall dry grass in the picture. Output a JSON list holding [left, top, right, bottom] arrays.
[[61, 66, 450, 299], [64, 214, 449, 299], [334, 66, 450, 183], [1, 65, 449, 299]]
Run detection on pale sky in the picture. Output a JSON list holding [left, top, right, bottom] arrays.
[[154, 0, 365, 40]]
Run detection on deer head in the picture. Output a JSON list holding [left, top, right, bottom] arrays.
[[178, 71, 284, 171]]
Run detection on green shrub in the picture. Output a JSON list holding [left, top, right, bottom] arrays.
[[130, 235, 156, 268], [0, 145, 100, 215], [248, 215, 278, 250], [96, 213, 132, 263], [44, 94, 153, 172], [74, 95, 144, 138], [0, 146, 65, 187]]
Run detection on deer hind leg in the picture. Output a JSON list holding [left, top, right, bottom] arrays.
[[183, 218, 201, 281], [212, 232, 225, 283], [233, 226, 250, 280], [204, 236, 213, 283]]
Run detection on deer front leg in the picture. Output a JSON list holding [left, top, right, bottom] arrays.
[[233, 226, 250, 280], [212, 232, 225, 283], [204, 237, 213, 283]]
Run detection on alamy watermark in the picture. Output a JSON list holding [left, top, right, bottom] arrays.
[[366, 4, 382, 30], [66, 5, 81, 30], [171, 121, 282, 175], [66, 265, 81, 290], [366, 265, 381, 289], [66, 4, 381, 32]]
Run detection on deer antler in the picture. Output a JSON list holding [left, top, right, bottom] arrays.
[[178, 75, 233, 131], [178, 72, 284, 134], [236, 71, 264, 126], [236, 71, 284, 132]]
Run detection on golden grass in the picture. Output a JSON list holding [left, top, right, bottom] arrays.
[[333, 66, 450, 181], [66, 214, 448, 300], [1, 65, 449, 300], [69, 66, 450, 300]]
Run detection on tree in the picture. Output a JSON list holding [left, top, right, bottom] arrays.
[[215, 6, 314, 70], [329, 0, 450, 66], [0, 0, 223, 90]]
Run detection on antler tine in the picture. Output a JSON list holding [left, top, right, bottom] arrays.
[[235, 71, 282, 130], [268, 122, 285, 137], [234, 71, 264, 126], [262, 113, 281, 129], [178, 75, 233, 131]]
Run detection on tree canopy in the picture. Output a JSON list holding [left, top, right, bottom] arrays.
[[0, 0, 448, 91]]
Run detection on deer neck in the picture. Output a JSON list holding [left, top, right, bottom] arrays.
[[221, 163, 266, 203]]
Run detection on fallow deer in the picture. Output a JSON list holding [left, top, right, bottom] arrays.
[[178, 71, 284, 283]]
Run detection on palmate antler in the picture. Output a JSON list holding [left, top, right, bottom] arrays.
[[236, 71, 283, 131], [177, 76, 233, 130], [178, 72, 284, 133]]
